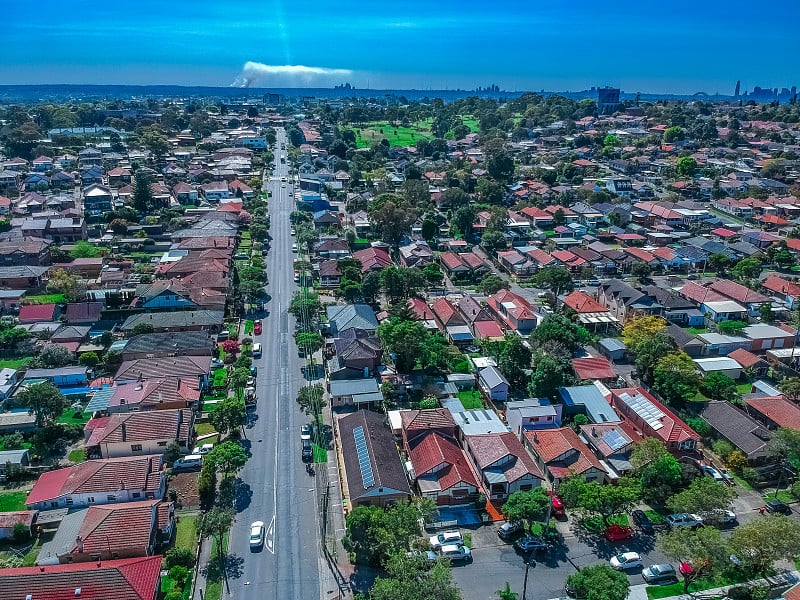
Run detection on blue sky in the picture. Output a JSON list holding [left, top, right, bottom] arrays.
[[2, 0, 798, 93]]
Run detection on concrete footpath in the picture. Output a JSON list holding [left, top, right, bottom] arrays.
[[549, 570, 800, 600]]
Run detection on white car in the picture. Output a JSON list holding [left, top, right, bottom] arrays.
[[666, 513, 703, 529], [249, 521, 265, 549], [429, 530, 463, 550], [610, 551, 642, 570], [291, 243, 298, 253], [192, 443, 213, 455]]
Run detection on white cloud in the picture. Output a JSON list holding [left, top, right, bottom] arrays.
[[232, 61, 353, 87]]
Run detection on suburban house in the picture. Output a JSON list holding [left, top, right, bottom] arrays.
[[24, 366, 88, 387], [504, 398, 563, 434], [326, 303, 378, 336], [744, 395, 800, 432], [478, 366, 509, 401], [83, 409, 194, 459], [709, 279, 772, 318], [401, 408, 457, 451], [36, 499, 174, 564], [338, 410, 411, 507], [408, 431, 480, 505], [114, 356, 211, 389], [0, 511, 36, 540], [571, 356, 618, 384], [430, 297, 474, 347], [579, 421, 644, 480], [328, 378, 383, 407], [486, 289, 538, 334], [464, 432, 544, 501], [25, 455, 166, 510], [743, 323, 797, 353], [562, 291, 619, 331], [399, 240, 434, 268], [611, 387, 699, 453], [761, 275, 800, 309], [597, 279, 662, 322], [700, 401, 772, 465], [523, 428, 606, 487], [3, 556, 163, 600], [559, 384, 620, 424]]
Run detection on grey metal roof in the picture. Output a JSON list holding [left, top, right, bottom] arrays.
[[329, 378, 380, 396], [86, 386, 116, 412], [37, 509, 88, 565], [598, 338, 626, 352], [559, 385, 619, 424], [701, 401, 770, 459], [479, 366, 508, 389]]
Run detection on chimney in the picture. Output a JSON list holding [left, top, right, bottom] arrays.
[[121, 422, 127, 441], [592, 427, 597, 437], [533, 432, 539, 443], [76, 536, 84, 553]]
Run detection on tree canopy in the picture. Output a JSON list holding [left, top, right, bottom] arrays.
[[502, 488, 550, 526], [17, 382, 65, 427], [565, 565, 629, 600]]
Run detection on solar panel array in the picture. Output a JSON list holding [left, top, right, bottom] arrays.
[[353, 425, 375, 488], [621, 393, 665, 431], [602, 430, 628, 452]]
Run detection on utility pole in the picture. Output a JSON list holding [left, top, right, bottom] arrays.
[[521, 557, 534, 600]]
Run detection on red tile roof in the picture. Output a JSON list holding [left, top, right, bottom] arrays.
[[401, 409, 456, 436], [26, 455, 164, 506], [410, 432, 479, 491], [467, 432, 544, 483], [474, 320, 504, 339], [563, 291, 608, 314], [73, 500, 163, 556], [408, 297, 434, 321], [745, 396, 800, 430], [431, 297, 464, 327], [0, 510, 36, 530], [728, 348, 765, 369], [353, 247, 392, 272], [679, 280, 727, 303], [2, 556, 162, 600], [572, 356, 617, 380], [611, 387, 699, 446], [523, 428, 603, 478], [18, 303, 57, 323], [709, 279, 770, 304], [762, 275, 800, 298], [85, 409, 192, 447]]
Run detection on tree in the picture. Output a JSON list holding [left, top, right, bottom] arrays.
[[496, 334, 533, 388], [496, 582, 519, 600], [767, 427, 800, 469], [659, 526, 729, 593], [604, 133, 621, 148], [369, 551, 462, 600], [70, 240, 99, 259], [708, 253, 731, 275], [476, 177, 504, 204], [700, 372, 738, 401], [653, 351, 699, 407], [729, 516, 800, 575], [759, 302, 774, 323], [17, 382, 65, 427], [676, 156, 698, 178], [630, 437, 671, 470], [502, 488, 550, 527], [481, 230, 507, 252], [717, 319, 747, 335], [780, 378, 800, 402], [565, 565, 629, 600], [731, 257, 761, 280], [133, 171, 153, 212], [531, 314, 589, 351], [639, 451, 684, 505], [295, 332, 323, 356], [575, 478, 641, 526], [667, 476, 737, 515], [439, 187, 471, 209], [209, 396, 246, 437], [367, 193, 417, 247], [529, 353, 574, 399], [633, 331, 676, 385], [361, 271, 381, 304], [622, 316, 667, 349], [422, 263, 444, 288], [450, 205, 478, 238], [378, 318, 428, 372], [204, 440, 248, 478], [420, 216, 437, 241], [296, 383, 326, 416], [78, 352, 99, 367], [534, 266, 574, 296], [35, 344, 75, 369], [196, 507, 234, 567], [46, 268, 78, 301], [132, 323, 155, 335], [164, 440, 182, 465], [485, 148, 515, 182], [631, 261, 652, 282], [163, 547, 196, 570], [476, 274, 510, 295], [663, 126, 685, 143]]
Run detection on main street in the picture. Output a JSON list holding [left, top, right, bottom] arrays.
[[227, 129, 322, 600]]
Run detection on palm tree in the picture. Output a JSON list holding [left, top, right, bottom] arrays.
[[497, 582, 519, 600]]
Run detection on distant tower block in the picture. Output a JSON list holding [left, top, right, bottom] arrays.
[[734, 80, 741, 97], [597, 87, 621, 115]]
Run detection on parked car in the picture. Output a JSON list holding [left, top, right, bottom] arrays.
[[249, 521, 265, 549], [497, 521, 521, 541], [610, 552, 642, 571], [604, 525, 633, 542], [192, 443, 214, 455], [701, 465, 725, 483], [406, 550, 437, 563], [765, 500, 792, 515], [631, 510, 655, 535], [301, 424, 313, 439], [430, 530, 463, 550], [551, 495, 566, 518], [665, 513, 703, 529], [701, 509, 737, 526], [514, 536, 548, 553], [254, 320, 262, 335], [172, 455, 203, 472], [642, 563, 677, 584], [440, 544, 472, 563]]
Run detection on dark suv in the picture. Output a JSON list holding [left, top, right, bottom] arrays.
[[632, 509, 655, 535]]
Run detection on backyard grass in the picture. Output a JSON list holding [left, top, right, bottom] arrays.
[[457, 390, 484, 410], [244, 320, 254, 335], [212, 368, 228, 388], [645, 571, 749, 600], [0, 491, 27, 512], [0, 358, 32, 370], [195, 422, 217, 437], [736, 381, 753, 395], [23, 294, 65, 304], [313, 443, 328, 463], [764, 490, 794, 504], [56, 407, 91, 426], [174, 514, 198, 552], [685, 327, 708, 335], [67, 448, 86, 463]]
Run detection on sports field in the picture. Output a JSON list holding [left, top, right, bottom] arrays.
[[348, 115, 480, 148]]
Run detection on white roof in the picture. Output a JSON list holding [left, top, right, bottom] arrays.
[[703, 300, 747, 313], [744, 324, 795, 340], [693, 357, 741, 372]]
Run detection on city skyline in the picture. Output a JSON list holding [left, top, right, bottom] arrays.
[[2, 0, 798, 94]]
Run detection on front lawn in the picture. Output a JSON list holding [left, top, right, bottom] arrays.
[[212, 368, 228, 388], [0, 358, 32, 370], [645, 571, 749, 600], [56, 407, 91, 425], [67, 449, 86, 463], [764, 490, 794, 504], [685, 327, 707, 335], [204, 530, 230, 600], [195, 422, 217, 437], [174, 513, 198, 552], [0, 491, 27, 512], [736, 381, 753, 395], [457, 390, 483, 410], [580, 514, 629, 533], [23, 294, 65, 304]]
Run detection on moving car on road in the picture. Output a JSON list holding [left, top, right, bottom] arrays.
[[249, 521, 265, 549], [610, 552, 642, 570]]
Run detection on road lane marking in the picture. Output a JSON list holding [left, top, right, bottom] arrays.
[[266, 515, 275, 554]]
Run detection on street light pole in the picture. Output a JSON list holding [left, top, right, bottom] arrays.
[[521, 556, 534, 600]]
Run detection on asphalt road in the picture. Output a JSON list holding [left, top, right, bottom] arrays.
[[226, 129, 322, 600]]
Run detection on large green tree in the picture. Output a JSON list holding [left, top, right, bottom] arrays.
[[659, 526, 729, 593], [496, 334, 532, 388], [369, 551, 461, 600], [367, 193, 418, 247], [209, 396, 246, 438], [666, 476, 737, 516], [377, 318, 429, 372], [574, 477, 641, 526], [17, 382, 65, 427], [565, 565, 629, 600], [728, 515, 800, 575], [204, 441, 248, 478], [652, 351, 699, 407], [502, 488, 550, 527], [531, 314, 589, 352], [534, 266, 574, 296], [528, 353, 574, 399]]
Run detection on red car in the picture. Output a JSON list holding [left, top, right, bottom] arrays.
[[254, 320, 262, 335], [604, 525, 633, 542], [551, 495, 566, 518]]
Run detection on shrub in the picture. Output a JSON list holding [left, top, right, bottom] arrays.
[[163, 547, 195, 570], [712, 439, 735, 460], [725, 450, 749, 476], [12, 523, 30, 542]]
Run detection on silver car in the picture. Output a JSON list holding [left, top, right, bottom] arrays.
[[642, 563, 677, 584]]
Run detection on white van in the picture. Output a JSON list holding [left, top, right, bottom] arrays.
[[252, 342, 262, 358], [173, 455, 203, 472]]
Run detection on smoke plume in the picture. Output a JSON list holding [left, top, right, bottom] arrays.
[[232, 61, 353, 87]]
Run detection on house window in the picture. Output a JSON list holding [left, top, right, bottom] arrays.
[[131, 444, 143, 452], [107, 495, 116, 501], [546, 416, 553, 421], [452, 488, 467, 498], [519, 484, 533, 492], [132, 492, 141, 499], [146, 492, 155, 499], [50, 502, 59, 508], [157, 441, 167, 447], [65, 497, 73, 505]]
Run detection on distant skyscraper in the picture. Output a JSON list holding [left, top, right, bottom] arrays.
[[597, 87, 621, 115], [734, 80, 741, 96]]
